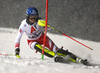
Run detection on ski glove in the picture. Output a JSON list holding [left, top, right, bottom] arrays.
[[38, 20, 50, 27], [15, 48, 20, 58]]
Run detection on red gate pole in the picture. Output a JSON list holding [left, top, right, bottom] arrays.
[[41, 0, 48, 59]]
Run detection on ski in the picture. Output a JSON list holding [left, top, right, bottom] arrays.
[[54, 56, 100, 67]]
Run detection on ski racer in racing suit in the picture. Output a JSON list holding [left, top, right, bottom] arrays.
[[15, 7, 87, 65]]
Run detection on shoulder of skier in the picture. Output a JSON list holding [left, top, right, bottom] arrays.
[[20, 19, 27, 29]]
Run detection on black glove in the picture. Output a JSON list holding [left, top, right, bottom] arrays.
[[15, 48, 20, 56]]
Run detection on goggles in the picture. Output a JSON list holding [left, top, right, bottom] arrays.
[[29, 15, 38, 20]]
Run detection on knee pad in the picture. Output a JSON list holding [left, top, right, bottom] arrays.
[[34, 43, 55, 58]]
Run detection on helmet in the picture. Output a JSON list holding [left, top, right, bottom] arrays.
[[26, 7, 38, 15], [26, 7, 39, 25]]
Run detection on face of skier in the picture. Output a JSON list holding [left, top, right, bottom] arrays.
[[29, 15, 38, 23]]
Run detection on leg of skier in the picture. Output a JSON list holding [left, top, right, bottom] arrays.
[[28, 33, 87, 65], [27, 33, 58, 57]]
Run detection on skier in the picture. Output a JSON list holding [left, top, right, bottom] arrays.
[[15, 7, 87, 65]]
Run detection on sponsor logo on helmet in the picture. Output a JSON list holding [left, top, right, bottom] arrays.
[[31, 10, 37, 15], [26, 9, 37, 15]]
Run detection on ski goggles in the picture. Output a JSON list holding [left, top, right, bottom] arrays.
[[29, 15, 38, 20]]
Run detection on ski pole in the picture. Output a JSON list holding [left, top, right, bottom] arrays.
[[41, 0, 48, 60], [49, 26, 93, 50], [38, 20, 93, 50]]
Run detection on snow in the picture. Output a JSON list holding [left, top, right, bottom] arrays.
[[0, 27, 100, 73]]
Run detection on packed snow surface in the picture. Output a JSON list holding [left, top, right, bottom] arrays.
[[0, 28, 100, 73]]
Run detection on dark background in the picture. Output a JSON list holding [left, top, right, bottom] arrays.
[[0, 0, 100, 42]]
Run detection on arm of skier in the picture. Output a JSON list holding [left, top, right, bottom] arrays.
[[15, 23, 25, 58]]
